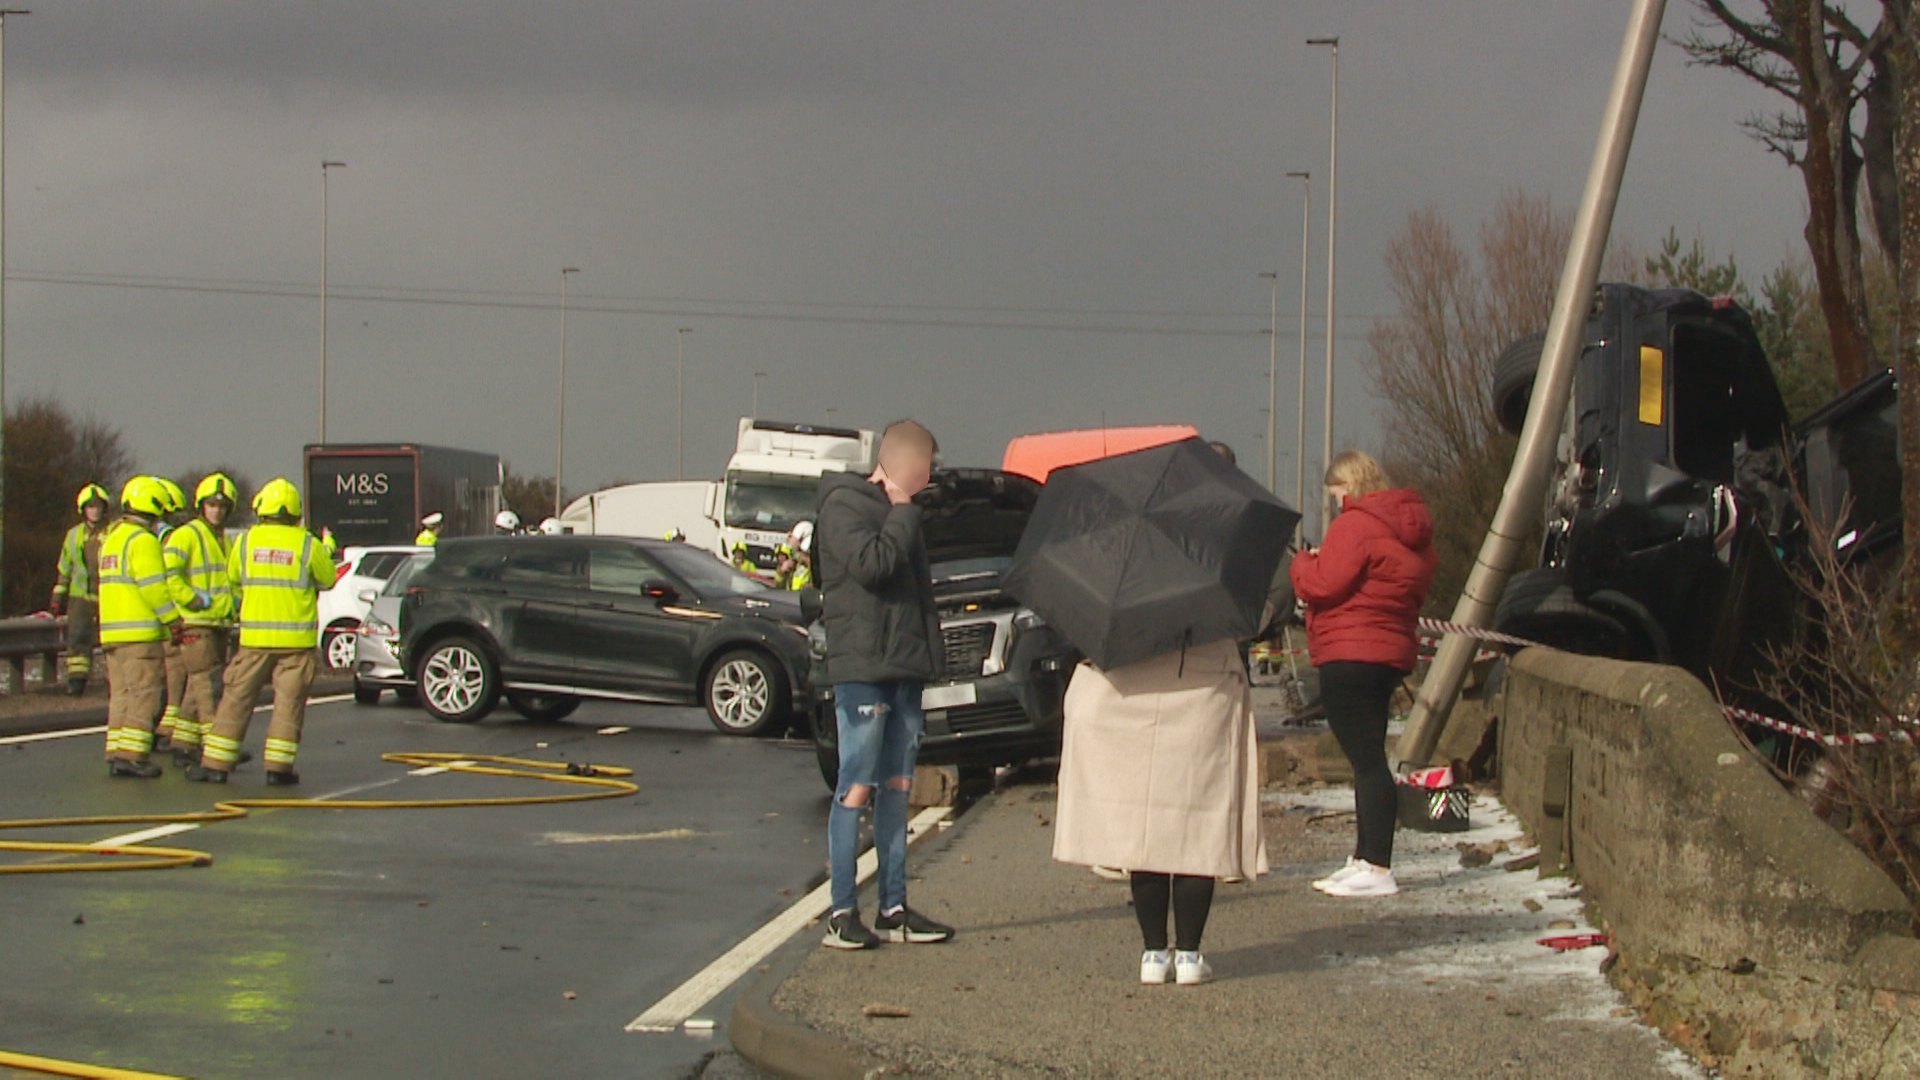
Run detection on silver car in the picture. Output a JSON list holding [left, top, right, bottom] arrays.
[[352, 552, 432, 705]]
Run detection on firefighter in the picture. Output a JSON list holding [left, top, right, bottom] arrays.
[[494, 509, 522, 535], [161, 473, 238, 766], [663, 528, 686, 543], [96, 477, 203, 778], [416, 511, 443, 547], [188, 478, 338, 786], [152, 477, 193, 752], [730, 541, 756, 575], [777, 520, 815, 592], [50, 483, 112, 696]]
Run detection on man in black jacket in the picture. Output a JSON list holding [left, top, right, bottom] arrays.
[[814, 419, 955, 950]]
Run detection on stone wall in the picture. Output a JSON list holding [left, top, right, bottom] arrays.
[[1497, 648, 1919, 1075]]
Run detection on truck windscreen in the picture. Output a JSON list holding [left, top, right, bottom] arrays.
[[725, 472, 821, 531]]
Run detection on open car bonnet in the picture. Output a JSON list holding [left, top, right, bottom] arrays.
[[914, 469, 1041, 565]]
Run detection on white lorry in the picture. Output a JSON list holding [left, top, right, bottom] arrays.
[[706, 419, 875, 569], [558, 480, 720, 550]]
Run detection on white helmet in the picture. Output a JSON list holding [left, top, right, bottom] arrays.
[[494, 510, 522, 533], [787, 519, 815, 554], [538, 517, 564, 535], [421, 511, 444, 528]]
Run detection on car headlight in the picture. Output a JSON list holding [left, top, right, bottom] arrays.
[[362, 617, 396, 637], [1014, 610, 1046, 631]]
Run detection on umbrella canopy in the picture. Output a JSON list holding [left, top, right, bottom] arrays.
[[1004, 437, 1300, 670]]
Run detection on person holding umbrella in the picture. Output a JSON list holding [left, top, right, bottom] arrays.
[[1291, 450, 1436, 899], [1008, 438, 1295, 987]]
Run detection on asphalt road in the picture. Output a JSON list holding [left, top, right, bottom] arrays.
[[0, 694, 832, 1079]]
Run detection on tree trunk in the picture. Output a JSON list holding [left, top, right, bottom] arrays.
[[1889, 2, 1920, 624], [1792, 3, 1882, 389]]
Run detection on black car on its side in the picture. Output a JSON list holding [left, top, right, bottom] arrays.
[[806, 468, 1080, 790], [397, 535, 812, 735]]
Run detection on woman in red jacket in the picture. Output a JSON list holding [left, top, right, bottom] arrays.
[[1289, 450, 1436, 898]]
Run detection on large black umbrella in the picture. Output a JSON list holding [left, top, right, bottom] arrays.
[[1003, 437, 1299, 670]]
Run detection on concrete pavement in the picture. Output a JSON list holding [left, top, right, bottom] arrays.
[[751, 778, 1700, 1079]]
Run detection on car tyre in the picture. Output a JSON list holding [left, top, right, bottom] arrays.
[[506, 691, 582, 723], [812, 707, 841, 792], [703, 649, 789, 737], [1491, 330, 1547, 436], [322, 622, 361, 671], [352, 679, 382, 706], [1493, 567, 1636, 657], [416, 637, 500, 723]]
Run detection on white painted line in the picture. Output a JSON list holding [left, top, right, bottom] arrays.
[[90, 822, 201, 848], [625, 805, 952, 1034], [0, 692, 355, 747], [407, 759, 476, 777]]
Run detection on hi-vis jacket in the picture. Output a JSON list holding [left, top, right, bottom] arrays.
[[97, 519, 198, 644], [228, 523, 339, 650], [163, 518, 235, 627], [54, 522, 108, 601]]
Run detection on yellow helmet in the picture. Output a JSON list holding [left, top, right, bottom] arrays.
[[75, 483, 111, 511], [119, 476, 169, 518], [195, 472, 238, 507], [155, 478, 187, 515], [252, 477, 303, 519]]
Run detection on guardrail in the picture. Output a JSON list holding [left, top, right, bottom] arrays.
[[0, 615, 66, 693]]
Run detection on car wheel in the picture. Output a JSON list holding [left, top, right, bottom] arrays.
[[812, 708, 840, 791], [1493, 567, 1635, 657], [416, 637, 499, 723], [1491, 330, 1547, 436], [323, 623, 361, 671], [506, 691, 582, 723], [703, 649, 789, 737], [352, 679, 382, 706]]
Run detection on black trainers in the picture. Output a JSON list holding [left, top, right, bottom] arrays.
[[108, 759, 163, 779], [821, 910, 880, 951], [265, 771, 300, 787], [874, 906, 955, 944], [183, 764, 228, 784]]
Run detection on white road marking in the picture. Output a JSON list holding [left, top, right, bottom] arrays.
[[89, 822, 203, 848], [407, 759, 476, 777], [542, 828, 702, 845], [0, 692, 355, 747], [625, 805, 953, 1034], [595, 726, 631, 736]]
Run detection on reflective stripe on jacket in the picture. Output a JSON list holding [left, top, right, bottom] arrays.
[[164, 518, 234, 627], [228, 523, 340, 650], [97, 520, 194, 643], [54, 522, 106, 600]]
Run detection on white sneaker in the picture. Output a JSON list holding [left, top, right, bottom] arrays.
[[1311, 856, 1363, 892], [1140, 949, 1173, 984], [1174, 951, 1213, 986], [1319, 861, 1398, 898]]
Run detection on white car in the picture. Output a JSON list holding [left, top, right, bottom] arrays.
[[319, 545, 427, 670]]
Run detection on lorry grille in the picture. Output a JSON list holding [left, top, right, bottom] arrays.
[[942, 622, 995, 675]]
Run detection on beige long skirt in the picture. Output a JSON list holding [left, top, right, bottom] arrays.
[[1051, 638, 1269, 880]]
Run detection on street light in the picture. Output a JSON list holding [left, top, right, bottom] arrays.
[[556, 266, 579, 519], [1286, 170, 1311, 515], [0, 9, 26, 594], [1308, 35, 1340, 536], [751, 370, 768, 418], [1258, 272, 1279, 491], [675, 328, 693, 480], [319, 160, 345, 444]]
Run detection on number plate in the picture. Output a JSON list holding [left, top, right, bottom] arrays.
[[920, 683, 977, 711]]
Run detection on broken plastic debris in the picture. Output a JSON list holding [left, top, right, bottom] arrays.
[[684, 1018, 715, 1032], [862, 1003, 912, 1019], [1537, 933, 1609, 952], [596, 726, 630, 736]]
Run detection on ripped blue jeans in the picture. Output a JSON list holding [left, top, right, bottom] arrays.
[[828, 681, 925, 915]]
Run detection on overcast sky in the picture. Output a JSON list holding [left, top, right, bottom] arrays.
[[3, 1, 1807, 506]]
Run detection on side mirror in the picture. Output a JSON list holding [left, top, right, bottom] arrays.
[[356, 589, 379, 605], [642, 579, 679, 602]]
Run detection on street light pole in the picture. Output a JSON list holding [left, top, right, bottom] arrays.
[[751, 370, 768, 419], [1287, 170, 1311, 515], [675, 328, 693, 481], [1308, 36, 1339, 537], [1258, 272, 1279, 491], [556, 266, 579, 519], [319, 160, 344, 444]]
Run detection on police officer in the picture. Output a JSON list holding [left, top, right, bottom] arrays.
[[188, 479, 338, 786], [416, 512, 443, 547], [494, 509, 522, 535], [50, 484, 112, 696], [162, 474, 238, 766], [97, 477, 204, 778]]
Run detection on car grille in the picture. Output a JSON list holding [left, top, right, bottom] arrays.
[[944, 700, 1030, 735], [942, 622, 995, 675]]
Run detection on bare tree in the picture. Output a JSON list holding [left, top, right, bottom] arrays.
[[1, 397, 135, 614], [1879, 0, 1920, 626]]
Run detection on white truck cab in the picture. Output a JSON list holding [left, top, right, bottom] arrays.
[[707, 419, 875, 569]]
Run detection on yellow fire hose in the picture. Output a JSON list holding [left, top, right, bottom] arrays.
[[0, 752, 637, 1077]]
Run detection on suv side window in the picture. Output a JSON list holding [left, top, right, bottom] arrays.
[[499, 545, 585, 590], [588, 545, 662, 596], [359, 552, 405, 580]]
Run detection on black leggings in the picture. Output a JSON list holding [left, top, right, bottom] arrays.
[[1319, 660, 1405, 868], [1129, 872, 1215, 952]]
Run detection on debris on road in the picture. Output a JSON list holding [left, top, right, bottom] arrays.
[[862, 1003, 913, 1019]]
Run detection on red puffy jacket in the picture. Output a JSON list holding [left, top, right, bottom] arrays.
[[1290, 488, 1437, 671]]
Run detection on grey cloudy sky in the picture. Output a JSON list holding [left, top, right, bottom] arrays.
[[5, 1, 1806, 504]]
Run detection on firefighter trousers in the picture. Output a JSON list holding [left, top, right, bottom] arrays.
[[203, 647, 315, 775], [102, 641, 165, 762]]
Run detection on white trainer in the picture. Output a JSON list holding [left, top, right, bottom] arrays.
[[1174, 951, 1213, 986], [1311, 856, 1363, 893], [1319, 861, 1398, 898], [1140, 949, 1173, 984]]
